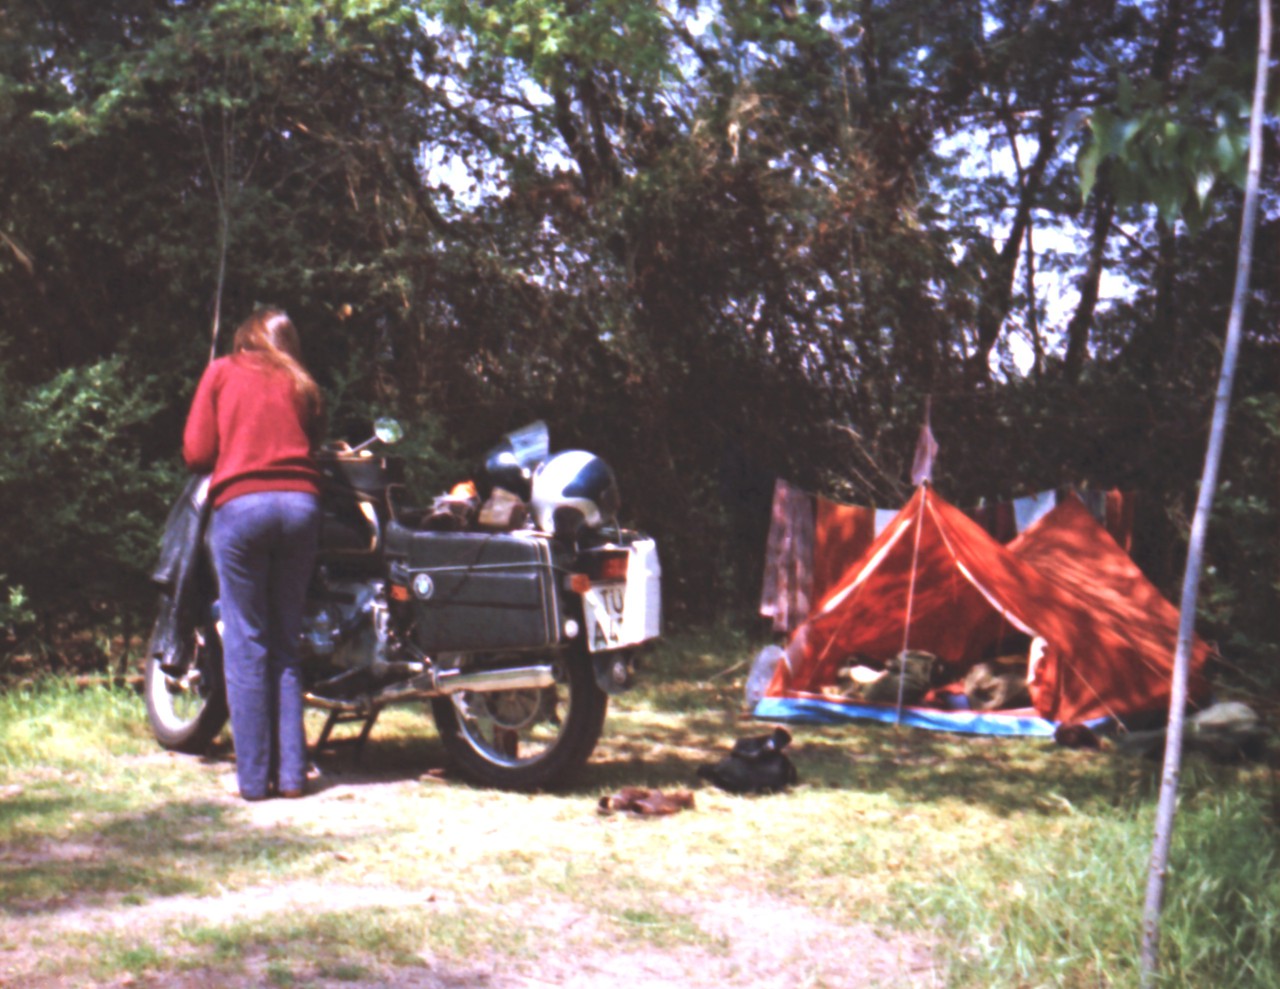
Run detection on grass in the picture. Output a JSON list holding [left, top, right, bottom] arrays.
[[1, 626, 1278, 987]]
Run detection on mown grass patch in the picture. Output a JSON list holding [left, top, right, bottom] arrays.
[[60, 907, 433, 985], [0, 679, 153, 771]]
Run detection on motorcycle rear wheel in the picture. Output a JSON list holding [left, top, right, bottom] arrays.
[[144, 600, 230, 754], [430, 643, 608, 790]]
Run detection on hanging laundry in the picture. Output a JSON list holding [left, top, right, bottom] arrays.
[[1105, 490, 1136, 554], [1067, 487, 1136, 552], [992, 501, 1017, 543], [1075, 488, 1108, 527], [970, 501, 1018, 543], [971, 501, 995, 538], [759, 479, 816, 633], [761, 477, 1137, 636], [1013, 490, 1057, 533], [874, 508, 899, 536]]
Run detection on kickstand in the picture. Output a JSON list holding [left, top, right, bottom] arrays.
[[311, 706, 381, 762]]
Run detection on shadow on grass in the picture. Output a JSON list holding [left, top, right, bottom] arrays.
[[189, 716, 451, 790], [790, 727, 1103, 812], [185, 700, 1243, 821], [584, 700, 1178, 817], [0, 793, 329, 919], [0, 721, 458, 921]]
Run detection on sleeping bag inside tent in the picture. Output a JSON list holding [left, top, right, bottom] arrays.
[[754, 486, 1212, 736]]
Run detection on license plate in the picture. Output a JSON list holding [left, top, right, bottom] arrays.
[[581, 538, 662, 653], [584, 582, 629, 652]]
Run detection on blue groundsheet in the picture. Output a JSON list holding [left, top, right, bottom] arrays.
[[753, 694, 1059, 738]]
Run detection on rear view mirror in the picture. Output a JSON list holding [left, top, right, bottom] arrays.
[[373, 418, 404, 446]]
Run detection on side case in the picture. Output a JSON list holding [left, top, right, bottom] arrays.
[[385, 526, 564, 654]]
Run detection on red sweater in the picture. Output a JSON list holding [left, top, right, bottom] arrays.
[[183, 355, 322, 507]]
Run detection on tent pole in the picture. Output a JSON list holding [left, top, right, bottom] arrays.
[[895, 486, 928, 726]]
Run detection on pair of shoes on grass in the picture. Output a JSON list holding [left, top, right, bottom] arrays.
[[241, 782, 306, 801]]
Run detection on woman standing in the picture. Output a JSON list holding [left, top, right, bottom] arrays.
[[183, 309, 324, 801]]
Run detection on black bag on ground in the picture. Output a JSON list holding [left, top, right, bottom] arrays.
[[697, 727, 798, 794]]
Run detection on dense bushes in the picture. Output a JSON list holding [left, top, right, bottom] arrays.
[[0, 358, 181, 670]]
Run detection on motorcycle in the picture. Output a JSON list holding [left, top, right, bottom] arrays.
[[143, 420, 662, 790]]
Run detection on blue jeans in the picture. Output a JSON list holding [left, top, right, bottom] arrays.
[[210, 491, 320, 800]]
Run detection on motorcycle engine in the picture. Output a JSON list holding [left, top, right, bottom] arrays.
[[299, 576, 382, 669]]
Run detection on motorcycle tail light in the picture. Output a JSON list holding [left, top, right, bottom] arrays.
[[601, 556, 628, 581], [580, 551, 628, 583]]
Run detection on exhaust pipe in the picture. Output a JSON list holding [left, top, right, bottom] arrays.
[[306, 663, 556, 711], [305, 692, 365, 712], [433, 664, 556, 695]]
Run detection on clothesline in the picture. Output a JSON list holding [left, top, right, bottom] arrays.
[[760, 480, 1136, 634]]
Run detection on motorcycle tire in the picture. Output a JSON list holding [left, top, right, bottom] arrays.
[[430, 642, 608, 791], [144, 597, 230, 754]]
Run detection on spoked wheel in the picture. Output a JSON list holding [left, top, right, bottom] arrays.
[[144, 598, 229, 754], [430, 643, 608, 790]]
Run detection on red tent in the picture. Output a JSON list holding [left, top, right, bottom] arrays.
[[1008, 494, 1212, 722], [764, 487, 1211, 729]]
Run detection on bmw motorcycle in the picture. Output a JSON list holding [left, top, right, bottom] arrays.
[[143, 420, 661, 790]]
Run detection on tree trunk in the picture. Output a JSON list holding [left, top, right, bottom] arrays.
[[858, 0, 880, 112], [968, 114, 1057, 381], [1063, 190, 1115, 382]]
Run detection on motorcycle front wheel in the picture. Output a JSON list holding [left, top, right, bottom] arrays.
[[430, 642, 608, 790], [143, 598, 230, 754]]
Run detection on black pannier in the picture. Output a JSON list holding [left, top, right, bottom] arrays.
[[384, 525, 565, 654]]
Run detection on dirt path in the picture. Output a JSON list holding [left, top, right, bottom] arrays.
[[6, 882, 940, 988]]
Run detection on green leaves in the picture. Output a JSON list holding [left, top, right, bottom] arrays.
[[0, 356, 180, 647], [429, 0, 676, 91], [1076, 60, 1255, 229]]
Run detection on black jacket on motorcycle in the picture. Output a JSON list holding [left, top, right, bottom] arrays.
[[147, 474, 211, 670]]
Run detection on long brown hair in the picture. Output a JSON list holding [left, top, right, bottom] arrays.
[[231, 309, 323, 427]]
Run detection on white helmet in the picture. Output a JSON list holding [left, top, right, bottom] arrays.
[[530, 450, 620, 538]]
